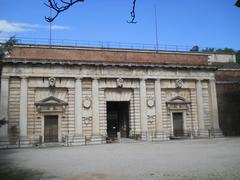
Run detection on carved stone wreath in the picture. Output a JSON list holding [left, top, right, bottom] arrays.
[[116, 78, 124, 88], [49, 77, 56, 87], [83, 116, 92, 126], [176, 79, 183, 88], [83, 97, 92, 109]]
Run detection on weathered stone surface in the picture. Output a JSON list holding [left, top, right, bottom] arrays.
[[0, 45, 222, 145]]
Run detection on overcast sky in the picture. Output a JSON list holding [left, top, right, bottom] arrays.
[[0, 0, 239, 50]]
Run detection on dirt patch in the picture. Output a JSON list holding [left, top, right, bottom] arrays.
[[0, 164, 43, 180], [70, 173, 110, 180]]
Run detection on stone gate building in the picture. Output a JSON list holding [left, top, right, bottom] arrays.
[[0, 45, 222, 146]]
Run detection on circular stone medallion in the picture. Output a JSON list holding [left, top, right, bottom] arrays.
[[83, 97, 91, 109], [147, 97, 155, 108]]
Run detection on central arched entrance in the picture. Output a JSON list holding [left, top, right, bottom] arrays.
[[107, 101, 130, 138], [105, 88, 133, 140]]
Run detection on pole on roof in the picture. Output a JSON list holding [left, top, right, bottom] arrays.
[[154, 4, 159, 52], [49, 8, 52, 46]]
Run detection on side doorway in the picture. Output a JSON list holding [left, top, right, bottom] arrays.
[[44, 115, 58, 142], [172, 112, 184, 137]]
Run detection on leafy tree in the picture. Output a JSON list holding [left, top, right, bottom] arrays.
[[201, 48, 215, 53], [236, 51, 240, 64], [215, 48, 235, 54], [190, 45, 199, 52], [0, 36, 17, 61], [0, 36, 17, 127]]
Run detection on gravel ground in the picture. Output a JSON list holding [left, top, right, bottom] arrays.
[[1, 138, 240, 180]]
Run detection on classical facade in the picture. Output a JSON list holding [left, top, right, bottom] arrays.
[[0, 45, 222, 146]]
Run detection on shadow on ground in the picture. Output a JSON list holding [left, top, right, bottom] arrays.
[[0, 163, 43, 180]]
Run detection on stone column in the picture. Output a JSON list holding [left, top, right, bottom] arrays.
[[196, 80, 204, 130], [75, 78, 82, 135], [155, 79, 163, 132], [0, 76, 9, 138], [92, 78, 100, 135], [19, 77, 28, 137], [140, 79, 147, 134], [209, 79, 220, 129]]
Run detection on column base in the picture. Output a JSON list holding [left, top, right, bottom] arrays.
[[195, 129, 224, 138], [0, 136, 9, 149], [141, 132, 148, 141], [0, 124, 8, 137], [196, 129, 210, 138], [19, 136, 32, 148], [71, 135, 86, 146], [212, 129, 224, 138], [152, 132, 170, 142], [88, 135, 105, 145]]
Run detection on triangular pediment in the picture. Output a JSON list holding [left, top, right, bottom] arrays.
[[166, 96, 190, 104], [35, 96, 68, 106]]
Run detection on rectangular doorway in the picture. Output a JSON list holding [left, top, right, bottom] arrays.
[[44, 115, 58, 142], [107, 101, 130, 139], [172, 112, 184, 136]]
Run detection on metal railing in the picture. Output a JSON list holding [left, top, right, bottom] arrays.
[[0, 129, 223, 149], [0, 37, 221, 53]]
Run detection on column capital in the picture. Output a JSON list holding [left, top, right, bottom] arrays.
[[209, 78, 216, 82], [75, 77, 82, 81], [92, 77, 100, 81], [20, 76, 28, 80], [1, 76, 9, 80], [155, 78, 161, 83]]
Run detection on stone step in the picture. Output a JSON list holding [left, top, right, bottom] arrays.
[[40, 143, 65, 148], [87, 136, 105, 145], [213, 131, 224, 138], [196, 130, 210, 138], [152, 136, 170, 141], [120, 138, 140, 143], [71, 136, 86, 146]]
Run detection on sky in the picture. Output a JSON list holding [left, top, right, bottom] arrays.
[[0, 0, 240, 50]]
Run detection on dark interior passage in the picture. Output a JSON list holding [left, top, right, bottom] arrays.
[[107, 101, 130, 139]]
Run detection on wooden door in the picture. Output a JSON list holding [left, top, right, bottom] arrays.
[[173, 113, 184, 136], [44, 115, 58, 142]]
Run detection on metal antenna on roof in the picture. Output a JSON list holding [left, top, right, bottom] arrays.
[[154, 4, 159, 52], [49, 7, 52, 46]]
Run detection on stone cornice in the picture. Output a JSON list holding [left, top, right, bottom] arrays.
[[2, 73, 215, 81], [3, 59, 218, 70]]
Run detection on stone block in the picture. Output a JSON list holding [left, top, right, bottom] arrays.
[[71, 135, 86, 146]]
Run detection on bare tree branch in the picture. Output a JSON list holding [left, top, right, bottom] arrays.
[[127, 0, 137, 24], [44, 0, 84, 22], [45, 0, 138, 24]]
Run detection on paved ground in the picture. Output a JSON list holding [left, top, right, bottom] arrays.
[[1, 138, 240, 180]]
